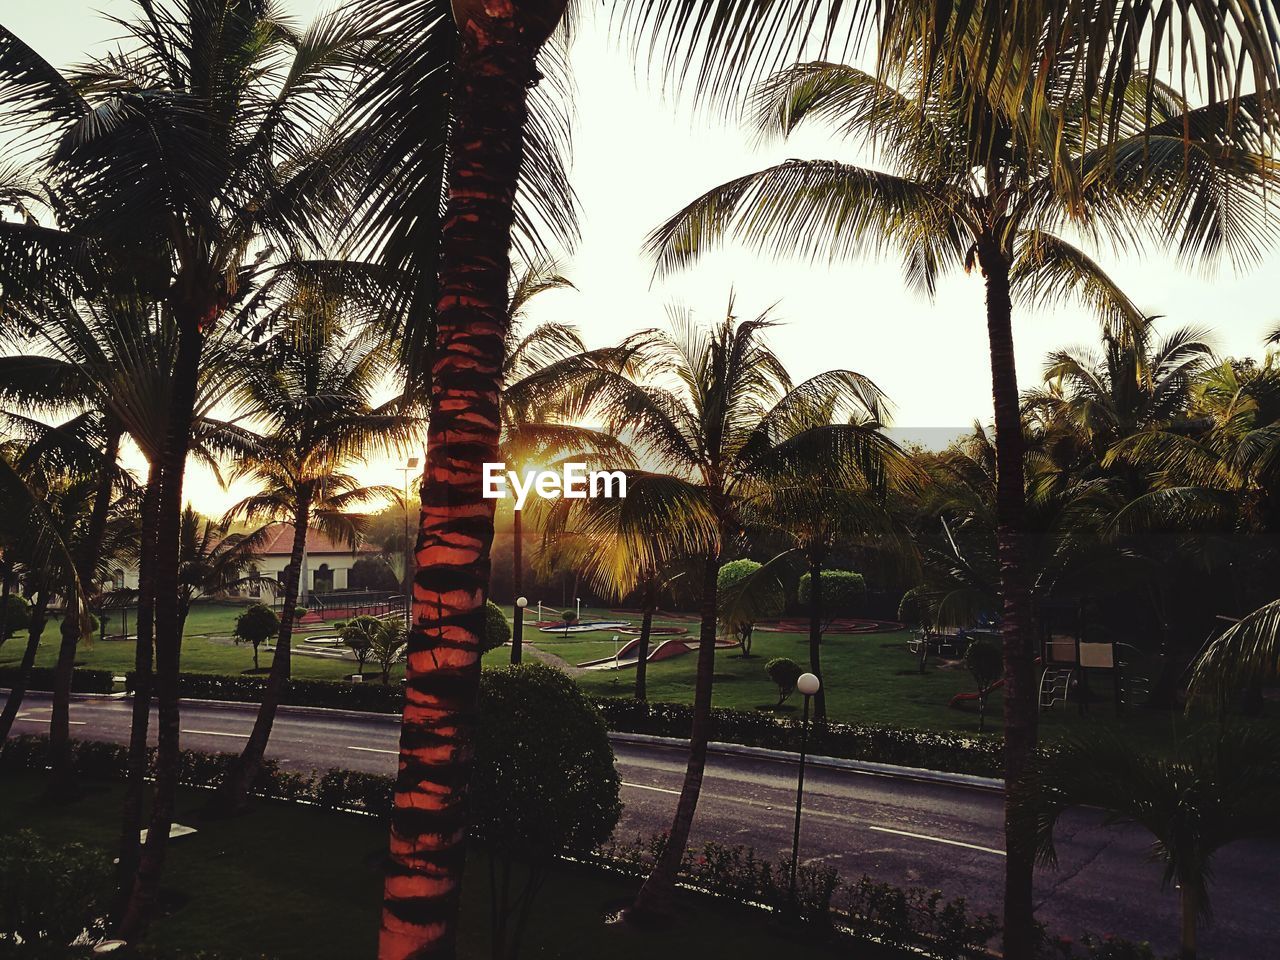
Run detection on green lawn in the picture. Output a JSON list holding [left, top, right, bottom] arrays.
[[0, 601, 401, 682], [530, 608, 1209, 751], [1, 772, 860, 960], [0, 601, 1222, 749]]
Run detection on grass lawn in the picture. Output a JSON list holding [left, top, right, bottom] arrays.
[[530, 608, 1212, 751], [1, 772, 861, 960], [0, 601, 403, 683]]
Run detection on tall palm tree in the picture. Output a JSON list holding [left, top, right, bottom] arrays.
[[543, 471, 717, 700], [375, 2, 584, 953], [1022, 727, 1280, 960], [214, 298, 414, 812], [647, 52, 1278, 951], [580, 304, 895, 918], [1, 2, 372, 936], [498, 259, 634, 662]]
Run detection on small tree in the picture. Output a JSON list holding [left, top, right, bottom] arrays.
[[560, 608, 578, 638], [481, 599, 512, 654], [339, 615, 383, 676], [964, 637, 1003, 732], [798, 570, 867, 620], [766, 657, 803, 708], [472, 664, 621, 960], [233, 603, 279, 671], [370, 617, 407, 684], [719, 559, 785, 657]]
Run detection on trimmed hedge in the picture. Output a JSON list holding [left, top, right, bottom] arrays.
[[0, 665, 115, 694], [124, 670, 405, 713], [121, 672, 1001, 776]]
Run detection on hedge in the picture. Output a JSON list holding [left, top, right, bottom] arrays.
[[0, 666, 115, 694], [118, 672, 1001, 777]]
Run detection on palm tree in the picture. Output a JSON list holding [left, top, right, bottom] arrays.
[[1022, 727, 1280, 960], [498, 259, 634, 663], [1, 2, 373, 935], [214, 297, 414, 813], [543, 471, 717, 700], [647, 52, 1279, 951], [176, 508, 271, 634], [580, 304, 895, 918]]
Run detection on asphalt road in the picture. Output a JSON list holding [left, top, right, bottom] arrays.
[[7, 691, 1278, 958]]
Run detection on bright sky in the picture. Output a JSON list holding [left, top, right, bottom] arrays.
[[9, 1, 1280, 515]]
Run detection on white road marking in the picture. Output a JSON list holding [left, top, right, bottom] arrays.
[[181, 728, 249, 738], [14, 717, 85, 725], [868, 825, 1005, 856], [621, 781, 682, 796], [347, 746, 398, 755]]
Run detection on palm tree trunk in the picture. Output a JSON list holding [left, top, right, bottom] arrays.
[[48, 418, 123, 797], [114, 462, 160, 920], [628, 554, 720, 919], [635, 589, 655, 702], [215, 490, 312, 813], [510, 509, 523, 664], [116, 303, 207, 942], [0, 596, 48, 742], [1180, 885, 1198, 960], [807, 556, 826, 721], [46, 576, 82, 797], [979, 239, 1039, 960], [379, 4, 557, 957]]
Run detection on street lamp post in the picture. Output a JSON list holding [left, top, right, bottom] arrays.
[[398, 457, 420, 618], [512, 596, 527, 664], [789, 672, 821, 914], [575, 596, 581, 620]]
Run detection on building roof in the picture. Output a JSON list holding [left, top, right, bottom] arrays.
[[258, 523, 378, 556]]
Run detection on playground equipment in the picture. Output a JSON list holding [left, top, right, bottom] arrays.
[[577, 634, 738, 669], [1037, 599, 1150, 715]]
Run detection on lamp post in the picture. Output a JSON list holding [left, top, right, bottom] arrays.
[[789, 672, 821, 914], [575, 596, 581, 620], [512, 596, 527, 664], [397, 457, 420, 617], [537, 600, 542, 624]]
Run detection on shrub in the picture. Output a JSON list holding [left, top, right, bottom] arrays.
[[0, 593, 31, 642], [765, 657, 803, 707], [560, 609, 578, 625], [718, 559, 785, 656], [798, 569, 867, 617], [481, 599, 511, 654], [0, 830, 111, 947], [348, 556, 399, 592], [472, 664, 621, 958], [232, 603, 278, 670], [0, 666, 114, 694]]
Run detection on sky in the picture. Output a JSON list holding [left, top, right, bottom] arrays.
[[8, 1, 1280, 515]]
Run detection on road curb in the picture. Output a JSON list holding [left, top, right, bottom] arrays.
[[40, 691, 1002, 791], [610, 731, 1004, 793]]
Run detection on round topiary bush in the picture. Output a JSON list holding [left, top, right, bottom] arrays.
[[765, 657, 803, 707], [718, 559, 785, 656], [798, 569, 867, 617], [0, 593, 31, 641], [481, 599, 512, 654]]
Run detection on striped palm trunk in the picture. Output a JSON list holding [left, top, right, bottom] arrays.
[[379, 3, 556, 957], [978, 236, 1039, 960]]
